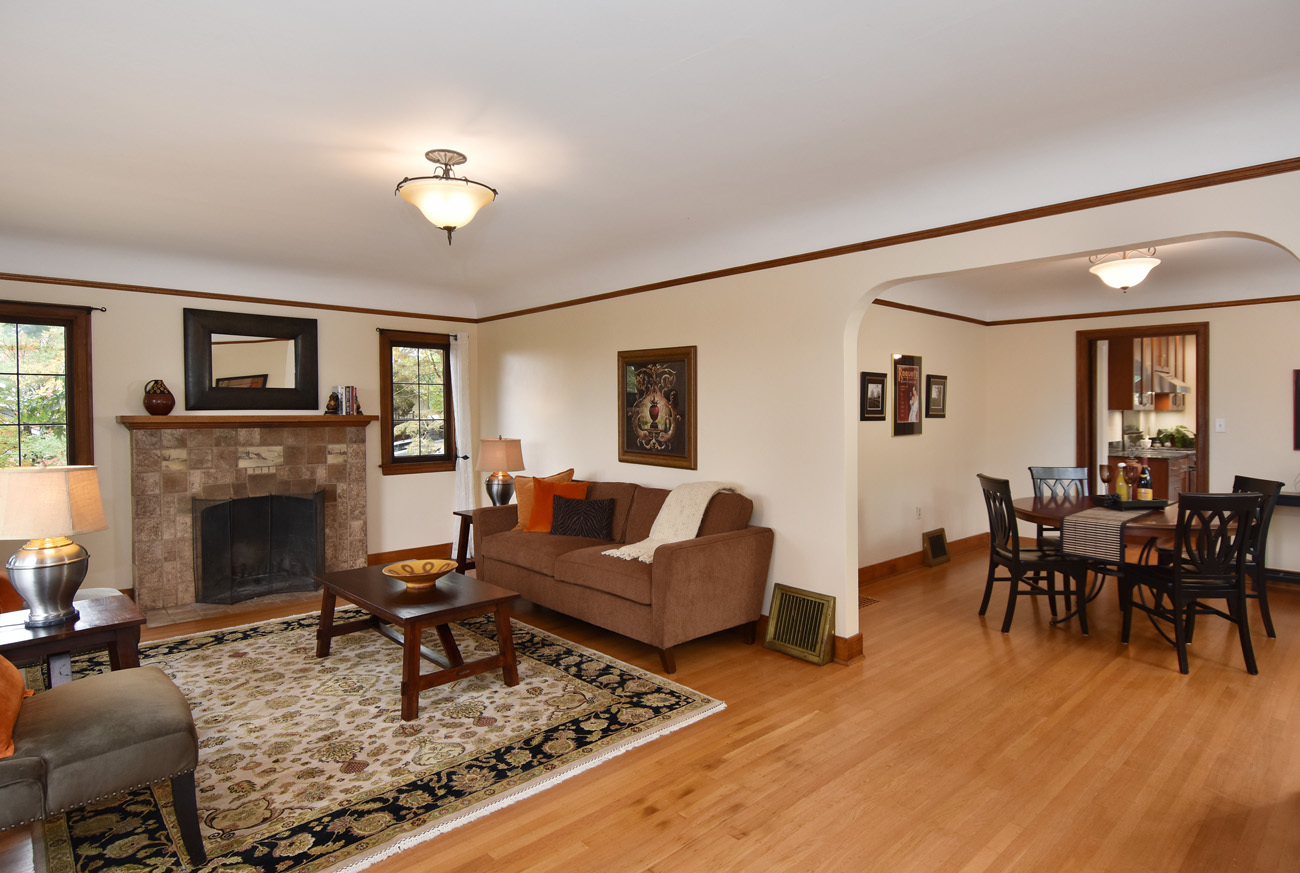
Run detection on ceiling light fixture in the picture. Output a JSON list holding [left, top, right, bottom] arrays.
[[395, 149, 498, 245], [1088, 248, 1161, 291]]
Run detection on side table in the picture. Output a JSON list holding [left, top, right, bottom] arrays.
[[0, 593, 146, 686], [453, 508, 476, 574]]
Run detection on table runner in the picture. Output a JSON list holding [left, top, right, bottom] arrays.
[[1061, 506, 1152, 561]]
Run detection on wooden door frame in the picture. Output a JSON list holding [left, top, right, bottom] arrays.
[[1075, 322, 1209, 494]]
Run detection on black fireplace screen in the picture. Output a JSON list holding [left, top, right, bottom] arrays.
[[193, 492, 325, 604]]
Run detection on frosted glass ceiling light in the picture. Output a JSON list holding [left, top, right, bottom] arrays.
[[396, 149, 498, 245], [1088, 248, 1161, 291]]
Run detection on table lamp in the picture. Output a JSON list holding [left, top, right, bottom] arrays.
[[0, 465, 108, 627], [476, 437, 525, 506]]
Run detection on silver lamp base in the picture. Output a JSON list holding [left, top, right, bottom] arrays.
[[6, 538, 89, 628], [485, 472, 516, 506]]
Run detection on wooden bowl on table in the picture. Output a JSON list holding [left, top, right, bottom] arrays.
[[381, 558, 457, 589]]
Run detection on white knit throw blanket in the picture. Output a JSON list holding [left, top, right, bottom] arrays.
[[603, 481, 740, 564]]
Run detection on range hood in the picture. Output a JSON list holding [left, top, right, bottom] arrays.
[[1154, 373, 1191, 394]]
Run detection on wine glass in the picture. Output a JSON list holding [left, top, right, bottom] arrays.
[[1123, 464, 1140, 500], [1098, 464, 1111, 495]]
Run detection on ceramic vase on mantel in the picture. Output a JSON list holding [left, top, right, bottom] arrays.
[[142, 379, 175, 416]]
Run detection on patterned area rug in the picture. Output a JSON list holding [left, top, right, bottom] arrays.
[[38, 611, 723, 872]]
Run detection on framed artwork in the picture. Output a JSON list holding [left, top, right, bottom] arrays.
[[1295, 370, 1300, 450], [215, 373, 268, 389], [925, 374, 947, 418], [892, 354, 922, 436], [860, 371, 886, 421], [617, 346, 697, 469]]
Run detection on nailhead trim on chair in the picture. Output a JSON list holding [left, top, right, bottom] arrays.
[[6, 767, 198, 829]]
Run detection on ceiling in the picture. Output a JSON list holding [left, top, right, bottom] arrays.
[[3, 1, 1299, 320]]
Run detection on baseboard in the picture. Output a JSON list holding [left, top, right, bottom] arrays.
[[857, 532, 987, 586], [367, 543, 454, 567]]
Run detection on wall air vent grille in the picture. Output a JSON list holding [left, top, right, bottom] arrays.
[[764, 583, 836, 665]]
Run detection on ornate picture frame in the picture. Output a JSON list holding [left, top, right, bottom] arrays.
[[617, 346, 697, 469], [925, 374, 947, 418], [892, 354, 922, 436], [860, 371, 886, 421]]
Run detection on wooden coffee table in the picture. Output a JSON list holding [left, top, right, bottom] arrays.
[[0, 593, 146, 686], [314, 566, 520, 720]]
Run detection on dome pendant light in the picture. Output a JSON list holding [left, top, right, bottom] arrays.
[[395, 149, 497, 244], [1088, 248, 1160, 291]]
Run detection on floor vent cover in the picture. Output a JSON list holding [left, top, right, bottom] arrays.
[[765, 583, 836, 665]]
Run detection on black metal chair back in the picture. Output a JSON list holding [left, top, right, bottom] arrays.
[[1233, 475, 1284, 636], [1167, 492, 1260, 584], [978, 474, 1021, 563]]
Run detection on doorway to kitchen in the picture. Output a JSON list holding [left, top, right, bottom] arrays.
[[1074, 322, 1209, 497]]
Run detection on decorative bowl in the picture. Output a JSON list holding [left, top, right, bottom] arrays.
[[381, 558, 457, 589]]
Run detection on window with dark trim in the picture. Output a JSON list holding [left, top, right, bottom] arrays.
[[0, 300, 94, 467], [379, 329, 455, 475]]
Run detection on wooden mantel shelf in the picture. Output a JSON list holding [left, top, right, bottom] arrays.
[[117, 414, 378, 430]]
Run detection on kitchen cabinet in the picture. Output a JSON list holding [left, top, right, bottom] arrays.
[[1107, 338, 1154, 410]]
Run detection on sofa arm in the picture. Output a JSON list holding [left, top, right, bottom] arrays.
[[648, 525, 774, 649], [471, 504, 519, 555]]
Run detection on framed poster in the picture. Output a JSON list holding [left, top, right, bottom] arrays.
[[925, 374, 947, 418], [617, 346, 697, 469], [860, 371, 886, 421], [892, 354, 922, 436]]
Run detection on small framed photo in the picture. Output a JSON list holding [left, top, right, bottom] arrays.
[[215, 373, 268, 389], [925, 374, 947, 418], [922, 528, 950, 566], [892, 355, 922, 436], [860, 371, 886, 421]]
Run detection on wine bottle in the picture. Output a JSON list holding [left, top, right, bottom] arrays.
[[1116, 463, 1129, 501], [1136, 465, 1154, 501]]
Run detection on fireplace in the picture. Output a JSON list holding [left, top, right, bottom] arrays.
[[193, 492, 325, 604], [119, 414, 374, 610]]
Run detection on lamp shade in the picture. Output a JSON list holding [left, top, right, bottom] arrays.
[[476, 438, 525, 473], [398, 178, 496, 231], [1089, 257, 1160, 290], [0, 465, 108, 540]]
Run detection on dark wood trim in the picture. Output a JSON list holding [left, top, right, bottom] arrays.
[[1074, 322, 1210, 495], [367, 543, 453, 566], [479, 156, 1300, 323], [870, 298, 988, 325], [117, 414, 377, 429], [857, 532, 988, 585], [0, 271, 474, 324], [833, 632, 864, 665]]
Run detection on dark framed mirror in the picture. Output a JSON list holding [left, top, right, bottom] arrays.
[[183, 308, 319, 410]]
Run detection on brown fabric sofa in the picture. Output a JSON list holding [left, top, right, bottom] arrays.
[[471, 481, 774, 672]]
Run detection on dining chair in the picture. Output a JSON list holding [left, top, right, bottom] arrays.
[[1232, 475, 1284, 638], [1120, 491, 1263, 674], [1027, 466, 1089, 552], [976, 474, 1091, 634]]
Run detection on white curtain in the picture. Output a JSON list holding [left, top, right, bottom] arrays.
[[450, 333, 475, 559]]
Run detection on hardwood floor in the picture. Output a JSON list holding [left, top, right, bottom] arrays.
[[5, 550, 1300, 872]]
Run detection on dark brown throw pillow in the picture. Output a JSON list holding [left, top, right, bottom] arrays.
[[549, 496, 615, 540]]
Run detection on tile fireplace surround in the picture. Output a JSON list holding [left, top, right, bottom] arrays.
[[118, 415, 376, 610]]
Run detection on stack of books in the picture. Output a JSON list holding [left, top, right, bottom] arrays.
[[331, 385, 361, 415]]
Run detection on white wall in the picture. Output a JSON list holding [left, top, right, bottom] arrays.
[[0, 278, 473, 592]]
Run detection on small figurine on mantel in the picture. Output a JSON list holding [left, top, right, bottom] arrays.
[[325, 391, 340, 414]]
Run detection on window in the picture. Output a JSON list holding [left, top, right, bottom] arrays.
[[379, 329, 455, 474], [0, 301, 94, 467]]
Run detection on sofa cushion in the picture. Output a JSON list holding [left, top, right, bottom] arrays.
[[551, 496, 615, 540], [512, 469, 575, 530], [482, 529, 613, 577], [0, 655, 33, 759], [554, 546, 654, 605], [622, 487, 755, 542], [584, 482, 639, 542], [624, 487, 669, 543], [524, 481, 590, 532]]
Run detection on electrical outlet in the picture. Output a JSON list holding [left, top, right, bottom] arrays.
[[915, 506, 922, 519], [1215, 418, 1226, 433]]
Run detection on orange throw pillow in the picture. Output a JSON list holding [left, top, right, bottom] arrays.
[[524, 481, 589, 532], [512, 469, 575, 530], [0, 654, 33, 759]]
